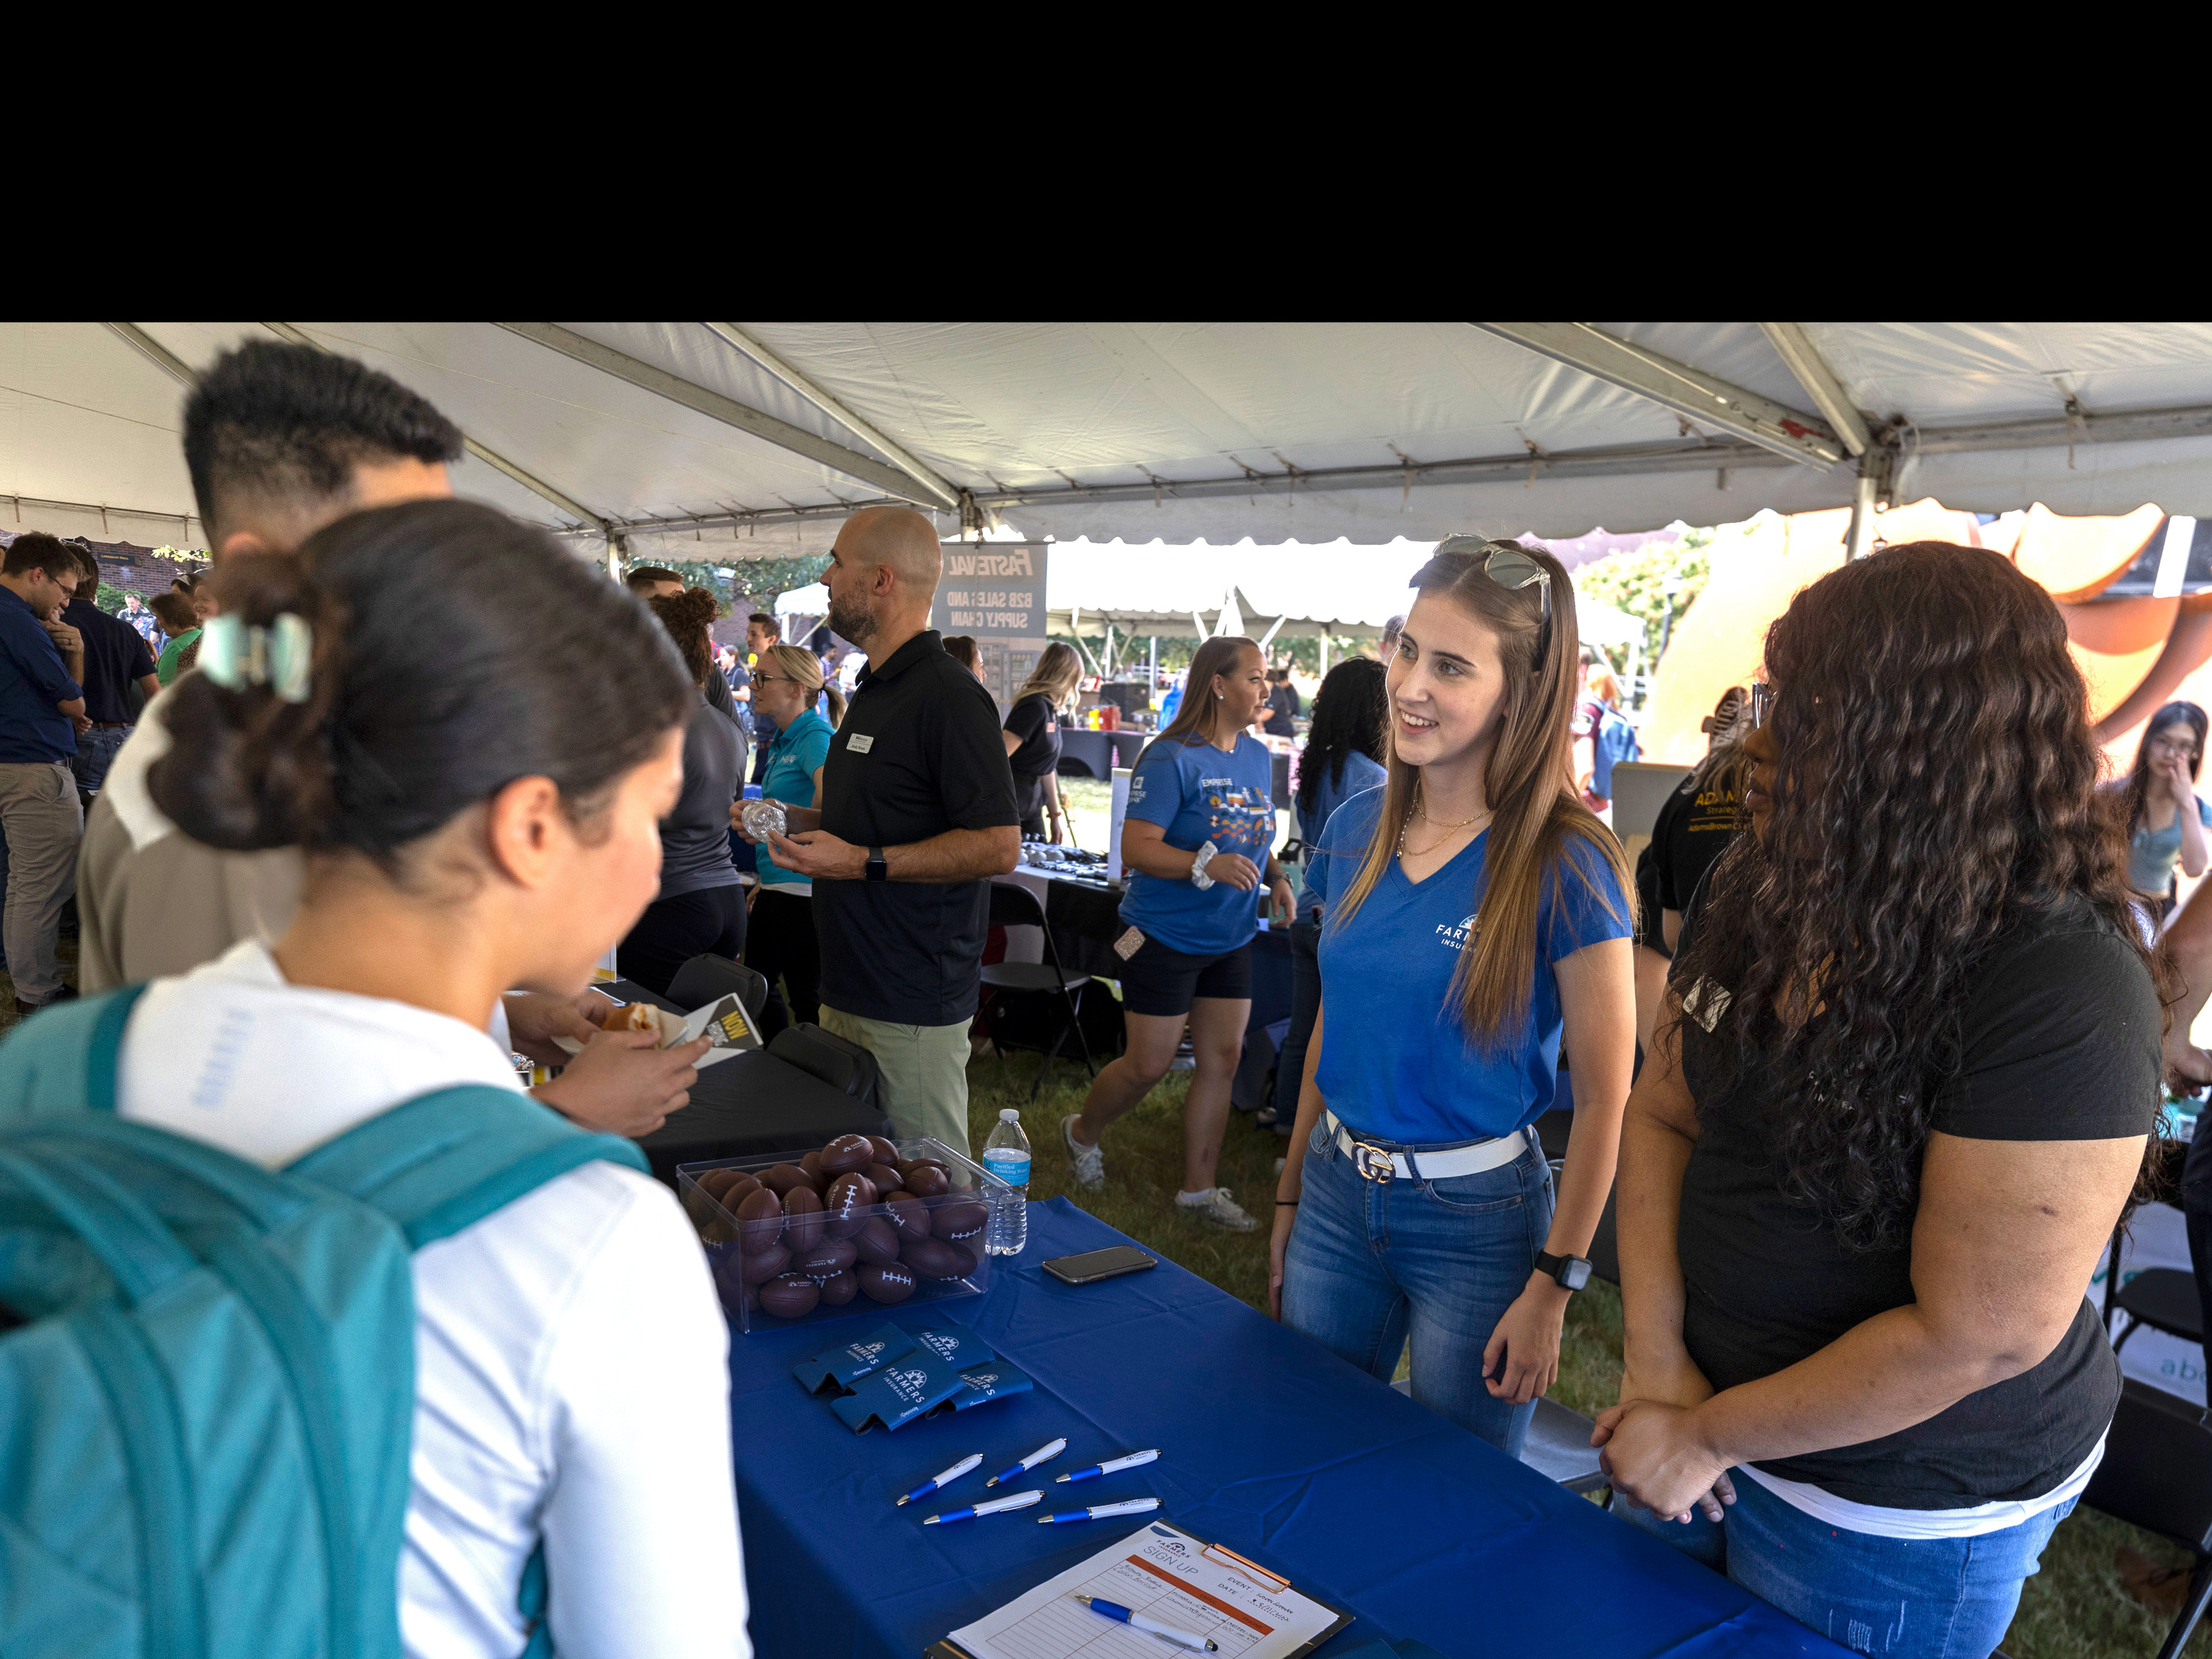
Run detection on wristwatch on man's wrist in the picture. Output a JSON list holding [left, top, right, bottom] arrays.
[[1534, 1251, 1593, 1293], [866, 846, 888, 883]]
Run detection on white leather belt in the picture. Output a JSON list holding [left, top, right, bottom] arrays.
[[1326, 1112, 1529, 1183]]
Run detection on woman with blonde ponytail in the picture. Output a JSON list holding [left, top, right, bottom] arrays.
[[1271, 536, 1635, 1458], [740, 642, 840, 1035]]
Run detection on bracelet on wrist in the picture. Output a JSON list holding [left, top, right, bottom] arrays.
[[1276, 1197, 1298, 1206]]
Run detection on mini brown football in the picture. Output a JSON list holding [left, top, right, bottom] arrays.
[[853, 1217, 902, 1265], [718, 1172, 765, 1207], [866, 1135, 900, 1165], [782, 1186, 824, 1250], [819, 1134, 875, 1178], [947, 1240, 981, 1276], [734, 1186, 786, 1243], [900, 1235, 967, 1279], [824, 1174, 874, 1240], [861, 1163, 903, 1195], [794, 1238, 859, 1279], [931, 1199, 990, 1242], [855, 1262, 917, 1304], [815, 1268, 859, 1307], [759, 1273, 821, 1319], [883, 1192, 930, 1242], [698, 1167, 748, 1202], [799, 1149, 826, 1186], [897, 1156, 950, 1182], [738, 1240, 792, 1285], [902, 1164, 951, 1199], [760, 1164, 813, 1198]]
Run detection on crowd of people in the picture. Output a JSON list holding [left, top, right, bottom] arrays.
[[0, 334, 2199, 1659]]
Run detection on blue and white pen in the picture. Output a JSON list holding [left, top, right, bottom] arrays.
[[1037, 1497, 1161, 1524], [1073, 1594, 1217, 1652], [985, 1436, 1068, 1488], [922, 1489, 1042, 1525], [1056, 1448, 1160, 1483], [896, 1453, 981, 1507]]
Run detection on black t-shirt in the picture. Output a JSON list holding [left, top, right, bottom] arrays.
[[1673, 895, 2160, 1508], [1263, 685, 1298, 738], [1004, 692, 1062, 779], [1638, 771, 1742, 954], [62, 598, 156, 724], [814, 630, 1020, 1026]]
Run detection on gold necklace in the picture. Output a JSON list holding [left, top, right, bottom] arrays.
[[1397, 786, 1489, 857]]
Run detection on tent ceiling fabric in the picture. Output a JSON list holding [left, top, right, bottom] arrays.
[[10, 322, 2212, 555]]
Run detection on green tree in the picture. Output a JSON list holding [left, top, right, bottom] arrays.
[[628, 554, 832, 618], [1573, 525, 1747, 673]]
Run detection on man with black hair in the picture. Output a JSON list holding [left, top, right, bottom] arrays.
[[625, 566, 741, 725], [77, 341, 703, 1135], [58, 543, 159, 795], [0, 532, 89, 1012]]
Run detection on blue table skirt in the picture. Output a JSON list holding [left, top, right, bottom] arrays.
[[727, 1198, 1843, 1658]]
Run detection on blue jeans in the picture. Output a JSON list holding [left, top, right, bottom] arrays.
[[1272, 915, 1322, 1122], [1623, 1470, 2074, 1658], [69, 724, 131, 797], [1280, 1115, 1554, 1457]]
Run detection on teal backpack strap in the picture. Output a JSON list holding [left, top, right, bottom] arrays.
[[0, 984, 148, 1118], [288, 1083, 647, 1248]]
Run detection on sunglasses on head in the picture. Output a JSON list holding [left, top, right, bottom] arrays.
[[1436, 535, 1553, 661]]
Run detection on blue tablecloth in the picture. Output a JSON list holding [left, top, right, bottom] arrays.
[[728, 1198, 1844, 1658]]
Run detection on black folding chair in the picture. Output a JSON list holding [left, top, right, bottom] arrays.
[[2084, 1379, 2212, 1658], [2104, 1140, 2197, 1357], [667, 953, 771, 1031], [1393, 1377, 1608, 1497], [981, 882, 1095, 1102]]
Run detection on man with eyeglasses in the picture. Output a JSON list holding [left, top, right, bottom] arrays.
[[0, 532, 91, 1012]]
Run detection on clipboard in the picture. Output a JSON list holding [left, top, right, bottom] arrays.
[[925, 1520, 1353, 1659]]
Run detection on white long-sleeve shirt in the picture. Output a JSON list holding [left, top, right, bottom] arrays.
[[116, 940, 750, 1658]]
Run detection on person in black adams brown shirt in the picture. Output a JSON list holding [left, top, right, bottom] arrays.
[[740, 506, 1018, 1158], [1597, 542, 2167, 1659]]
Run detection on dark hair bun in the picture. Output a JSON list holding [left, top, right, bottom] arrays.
[[151, 500, 692, 862], [150, 552, 340, 850]]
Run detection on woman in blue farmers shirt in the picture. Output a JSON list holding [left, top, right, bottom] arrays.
[[1062, 635, 1293, 1231], [1270, 538, 1635, 1457], [740, 643, 842, 1037]]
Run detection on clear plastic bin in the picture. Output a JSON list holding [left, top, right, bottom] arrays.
[[677, 1137, 1013, 1334]]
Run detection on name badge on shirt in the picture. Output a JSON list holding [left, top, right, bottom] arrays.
[[846, 733, 874, 754]]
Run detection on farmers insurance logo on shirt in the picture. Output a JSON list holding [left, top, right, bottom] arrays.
[[1436, 914, 1480, 951]]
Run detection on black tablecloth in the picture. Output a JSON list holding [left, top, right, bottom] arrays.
[[602, 978, 890, 1183]]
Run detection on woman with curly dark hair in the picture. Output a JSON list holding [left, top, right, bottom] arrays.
[[1597, 542, 2167, 1658], [617, 585, 749, 995]]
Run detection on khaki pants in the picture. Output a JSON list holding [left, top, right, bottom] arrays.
[[0, 762, 83, 1005], [819, 1004, 972, 1160]]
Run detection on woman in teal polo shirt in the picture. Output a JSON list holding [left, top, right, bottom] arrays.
[[741, 643, 842, 1037], [1271, 538, 1635, 1458]]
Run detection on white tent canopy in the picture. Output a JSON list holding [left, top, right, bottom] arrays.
[[10, 323, 2212, 559]]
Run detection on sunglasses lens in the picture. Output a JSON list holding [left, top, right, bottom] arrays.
[[1750, 683, 1775, 726]]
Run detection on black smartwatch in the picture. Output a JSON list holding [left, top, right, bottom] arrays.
[[1534, 1251, 1592, 1293], [866, 846, 888, 883]]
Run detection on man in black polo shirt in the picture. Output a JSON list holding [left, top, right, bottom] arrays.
[[59, 544, 160, 796], [748, 505, 1018, 1157]]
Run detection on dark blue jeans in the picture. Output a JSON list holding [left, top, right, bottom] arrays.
[[1624, 1470, 2073, 1657], [1272, 914, 1322, 1122], [1280, 1115, 1554, 1456]]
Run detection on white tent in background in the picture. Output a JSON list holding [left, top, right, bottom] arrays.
[[15, 324, 2212, 566]]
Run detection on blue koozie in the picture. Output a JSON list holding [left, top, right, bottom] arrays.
[[938, 1359, 1034, 1412], [830, 1349, 973, 1433], [906, 1321, 994, 1373], [793, 1323, 917, 1397]]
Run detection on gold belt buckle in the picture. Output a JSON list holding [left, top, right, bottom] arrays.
[[1352, 1141, 1397, 1184]]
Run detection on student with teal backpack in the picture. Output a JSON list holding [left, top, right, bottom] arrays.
[[0, 501, 750, 1658]]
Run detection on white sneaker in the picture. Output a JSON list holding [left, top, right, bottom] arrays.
[[1175, 1186, 1256, 1231], [1061, 1114, 1105, 1189]]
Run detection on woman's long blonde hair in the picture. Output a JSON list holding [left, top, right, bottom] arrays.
[[1330, 539, 1631, 1046], [1015, 640, 1083, 714], [1133, 636, 1259, 771], [762, 641, 844, 728]]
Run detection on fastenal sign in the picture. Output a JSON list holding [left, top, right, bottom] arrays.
[[933, 540, 1048, 711]]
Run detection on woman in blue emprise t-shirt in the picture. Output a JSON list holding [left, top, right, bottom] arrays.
[[1060, 635, 1294, 1231], [1271, 538, 1635, 1459]]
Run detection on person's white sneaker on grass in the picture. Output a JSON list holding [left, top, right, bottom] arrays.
[[1175, 1186, 1256, 1231], [1061, 1113, 1105, 1189]]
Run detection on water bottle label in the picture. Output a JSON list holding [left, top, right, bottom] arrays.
[[983, 1152, 1032, 1186]]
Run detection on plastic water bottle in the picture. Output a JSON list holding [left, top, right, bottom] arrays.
[[981, 1108, 1032, 1256]]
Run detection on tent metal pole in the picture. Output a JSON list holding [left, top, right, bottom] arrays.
[[1758, 324, 1872, 457], [1149, 636, 1158, 692]]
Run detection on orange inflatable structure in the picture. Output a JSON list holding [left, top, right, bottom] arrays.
[[1639, 499, 2187, 779]]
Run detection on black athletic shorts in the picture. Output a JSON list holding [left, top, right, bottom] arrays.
[[1115, 932, 1252, 1016]]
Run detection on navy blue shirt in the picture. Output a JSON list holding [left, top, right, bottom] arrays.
[[1314, 788, 1630, 1142], [0, 585, 81, 762]]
